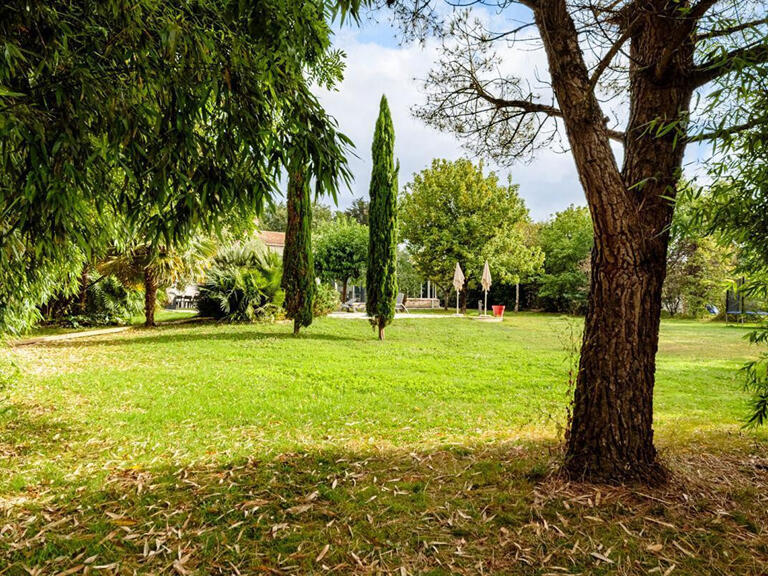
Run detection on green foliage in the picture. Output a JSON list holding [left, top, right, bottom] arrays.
[[661, 190, 733, 317], [400, 158, 538, 303], [197, 240, 284, 322], [366, 96, 398, 335], [313, 283, 341, 317], [697, 88, 768, 425], [744, 328, 768, 427], [314, 218, 368, 292], [397, 249, 423, 298], [53, 275, 143, 328], [0, 0, 355, 334], [535, 206, 593, 313], [344, 198, 370, 225], [282, 170, 316, 333], [260, 202, 337, 232]]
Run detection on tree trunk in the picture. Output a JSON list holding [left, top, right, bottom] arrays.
[[565, 232, 669, 482], [514, 283, 520, 313], [342, 278, 348, 302], [144, 267, 158, 327], [78, 264, 89, 313], [378, 317, 385, 340], [459, 278, 469, 313], [534, 0, 693, 482]]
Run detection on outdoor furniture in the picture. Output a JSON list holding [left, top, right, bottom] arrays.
[[341, 298, 361, 312], [396, 293, 409, 313]]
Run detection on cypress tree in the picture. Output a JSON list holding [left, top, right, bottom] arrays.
[[282, 163, 315, 335], [366, 95, 398, 340]]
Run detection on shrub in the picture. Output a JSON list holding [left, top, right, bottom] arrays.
[[314, 283, 340, 317], [197, 240, 285, 322], [48, 274, 143, 328]]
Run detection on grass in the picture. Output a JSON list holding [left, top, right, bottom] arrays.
[[26, 308, 197, 337], [1, 313, 767, 574]]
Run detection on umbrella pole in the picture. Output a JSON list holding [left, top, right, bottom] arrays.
[[484, 290, 488, 316], [456, 291, 459, 315]]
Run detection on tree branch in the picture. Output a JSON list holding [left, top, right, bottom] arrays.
[[686, 0, 722, 22], [696, 17, 768, 41], [686, 119, 763, 143], [589, 27, 633, 89], [469, 77, 563, 116], [689, 42, 768, 87]]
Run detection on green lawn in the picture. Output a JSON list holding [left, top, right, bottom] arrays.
[[26, 308, 197, 337], [2, 314, 767, 574]]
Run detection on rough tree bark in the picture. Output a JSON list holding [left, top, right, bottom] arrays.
[[143, 266, 158, 328], [534, 0, 694, 482]]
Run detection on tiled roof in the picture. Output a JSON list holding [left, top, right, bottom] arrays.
[[257, 230, 286, 247]]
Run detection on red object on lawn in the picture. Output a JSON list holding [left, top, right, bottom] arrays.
[[492, 305, 505, 317]]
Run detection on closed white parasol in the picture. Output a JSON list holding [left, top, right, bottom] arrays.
[[481, 260, 492, 315], [452, 262, 465, 315]]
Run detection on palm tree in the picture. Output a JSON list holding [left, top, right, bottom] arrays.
[[98, 238, 215, 326]]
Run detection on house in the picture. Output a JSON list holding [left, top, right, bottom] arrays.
[[257, 231, 286, 255]]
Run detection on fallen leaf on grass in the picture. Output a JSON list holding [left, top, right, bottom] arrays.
[[315, 544, 330, 563]]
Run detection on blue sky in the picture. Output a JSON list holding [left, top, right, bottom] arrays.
[[315, 10, 707, 222]]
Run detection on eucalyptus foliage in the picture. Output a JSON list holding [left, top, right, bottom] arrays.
[[0, 0, 360, 333]]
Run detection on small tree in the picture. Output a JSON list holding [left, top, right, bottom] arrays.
[[315, 218, 368, 301], [366, 96, 398, 340], [400, 158, 536, 312], [345, 198, 370, 225], [98, 240, 213, 327], [536, 206, 594, 314], [282, 166, 315, 335]]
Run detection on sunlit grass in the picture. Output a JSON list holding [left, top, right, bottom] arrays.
[[2, 314, 767, 574], [3, 314, 763, 492]]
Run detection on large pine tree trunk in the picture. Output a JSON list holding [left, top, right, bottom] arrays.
[[144, 267, 158, 327], [534, 0, 693, 482], [565, 229, 669, 482]]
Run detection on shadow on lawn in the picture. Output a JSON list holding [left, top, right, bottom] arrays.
[[33, 323, 363, 348], [2, 438, 767, 575]]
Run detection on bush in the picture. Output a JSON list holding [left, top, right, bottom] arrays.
[[197, 240, 285, 322], [47, 274, 143, 328], [314, 283, 340, 317]]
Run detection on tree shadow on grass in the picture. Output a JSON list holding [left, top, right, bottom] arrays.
[[32, 323, 363, 349], [2, 438, 767, 575]]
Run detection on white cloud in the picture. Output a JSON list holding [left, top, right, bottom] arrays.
[[317, 30, 586, 221]]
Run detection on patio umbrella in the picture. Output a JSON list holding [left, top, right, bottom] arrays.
[[481, 260, 492, 315], [452, 262, 465, 315]]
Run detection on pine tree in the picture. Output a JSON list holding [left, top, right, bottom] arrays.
[[282, 164, 315, 335], [366, 95, 398, 340]]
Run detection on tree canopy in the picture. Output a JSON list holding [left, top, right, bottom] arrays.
[[400, 158, 540, 308], [0, 0, 360, 333], [366, 95, 398, 340], [536, 206, 593, 314], [315, 218, 368, 300]]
